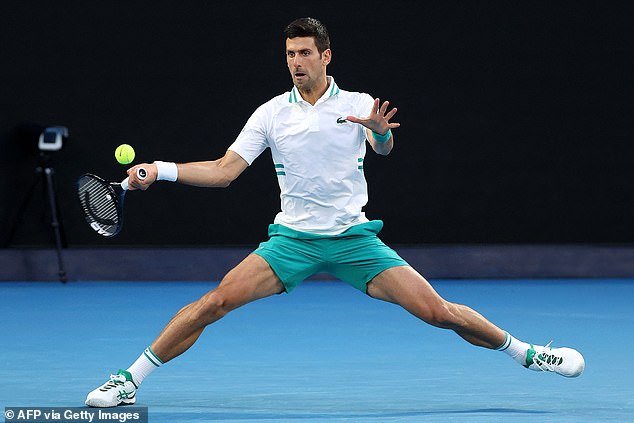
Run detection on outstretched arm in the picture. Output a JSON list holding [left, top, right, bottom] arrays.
[[126, 150, 249, 191], [346, 98, 400, 155]]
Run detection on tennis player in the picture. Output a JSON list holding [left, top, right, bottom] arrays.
[[86, 17, 584, 407]]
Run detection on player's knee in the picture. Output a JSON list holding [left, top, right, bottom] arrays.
[[424, 301, 464, 330], [195, 291, 232, 323]]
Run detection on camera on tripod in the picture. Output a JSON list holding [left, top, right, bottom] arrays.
[[6, 124, 71, 282], [38, 126, 68, 152]]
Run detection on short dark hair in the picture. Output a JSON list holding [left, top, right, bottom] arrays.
[[284, 17, 331, 54]]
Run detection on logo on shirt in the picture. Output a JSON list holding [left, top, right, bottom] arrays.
[[336, 117, 348, 124]]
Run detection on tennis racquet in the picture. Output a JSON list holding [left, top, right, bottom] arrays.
[[77, 168, 147, 237]]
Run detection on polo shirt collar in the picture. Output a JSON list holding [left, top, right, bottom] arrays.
[[289, 76, 340, 104]]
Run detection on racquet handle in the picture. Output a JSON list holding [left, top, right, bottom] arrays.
[[120, 167, 147, 191]]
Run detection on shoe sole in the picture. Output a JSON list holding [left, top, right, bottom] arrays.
[[85, 398, 136, 408]]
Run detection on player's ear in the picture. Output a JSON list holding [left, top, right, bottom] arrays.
[[322, 48, 332, 65]]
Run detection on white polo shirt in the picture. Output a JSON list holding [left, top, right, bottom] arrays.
[[229, 77, 375, 235]]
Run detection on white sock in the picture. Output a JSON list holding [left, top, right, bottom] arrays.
[[496, 331, 531, 366], [126, 346, 163, 386]]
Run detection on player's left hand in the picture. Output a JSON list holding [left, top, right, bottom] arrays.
[[346, 98, 400, 134]]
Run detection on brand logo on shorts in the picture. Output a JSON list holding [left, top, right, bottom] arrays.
[[336, 117, 348, 124]]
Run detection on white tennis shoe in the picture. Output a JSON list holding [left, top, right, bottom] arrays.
[[524, 342, 585, 377], [85, 369, 138, 407]]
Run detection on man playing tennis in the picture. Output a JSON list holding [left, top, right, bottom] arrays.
[[86, 17, 584, 407]]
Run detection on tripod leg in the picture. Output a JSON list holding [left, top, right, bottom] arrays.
[[44, 167, 67, 283]]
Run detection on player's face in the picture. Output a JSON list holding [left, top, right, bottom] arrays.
[[286, 37, 331, 92]]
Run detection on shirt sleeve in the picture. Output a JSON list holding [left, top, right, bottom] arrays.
[[228, 103, 270, 166]]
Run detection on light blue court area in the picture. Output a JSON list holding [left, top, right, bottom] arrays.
[[1, 279, 633, 422]]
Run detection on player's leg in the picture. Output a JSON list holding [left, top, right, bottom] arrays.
[[150, 253, 284, 363], [86, 254, 284, 407], [366, 266, 585, 377], [367, 265, 505, 348]]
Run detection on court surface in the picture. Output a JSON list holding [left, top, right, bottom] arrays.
[[1, 279, 632, 422]]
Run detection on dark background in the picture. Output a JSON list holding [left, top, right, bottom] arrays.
[[1, 0, 632, 248]]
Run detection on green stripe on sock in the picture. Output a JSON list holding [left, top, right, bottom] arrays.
[[147, 346, 164, 364], [496, 332, 511, 351], [145, 347, 163, 366], [144, 351, 160, 367]]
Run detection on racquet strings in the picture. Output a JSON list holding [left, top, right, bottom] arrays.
[[77, 175, 121, 235]]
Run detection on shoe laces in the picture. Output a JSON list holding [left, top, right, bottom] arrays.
[[530, 341, 565, 372], [99, 374, 126, 391]]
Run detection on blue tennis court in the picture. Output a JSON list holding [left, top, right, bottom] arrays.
[[1, 279, 632, 422]]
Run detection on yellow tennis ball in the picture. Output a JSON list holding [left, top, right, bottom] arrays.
[[115, 144, 135, 165]]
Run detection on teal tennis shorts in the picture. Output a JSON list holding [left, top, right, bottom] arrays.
[[253, 220, 409, 293]]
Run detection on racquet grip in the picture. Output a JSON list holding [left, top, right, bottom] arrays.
[[120, 167, 147, 191]]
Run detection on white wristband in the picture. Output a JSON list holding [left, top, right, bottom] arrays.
[[154, 161, 178, 182]]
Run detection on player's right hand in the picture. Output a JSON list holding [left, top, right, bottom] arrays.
[[127, 163, 157, 191]]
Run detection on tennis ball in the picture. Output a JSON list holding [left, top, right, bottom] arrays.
[[115, 144, 135, 165]]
